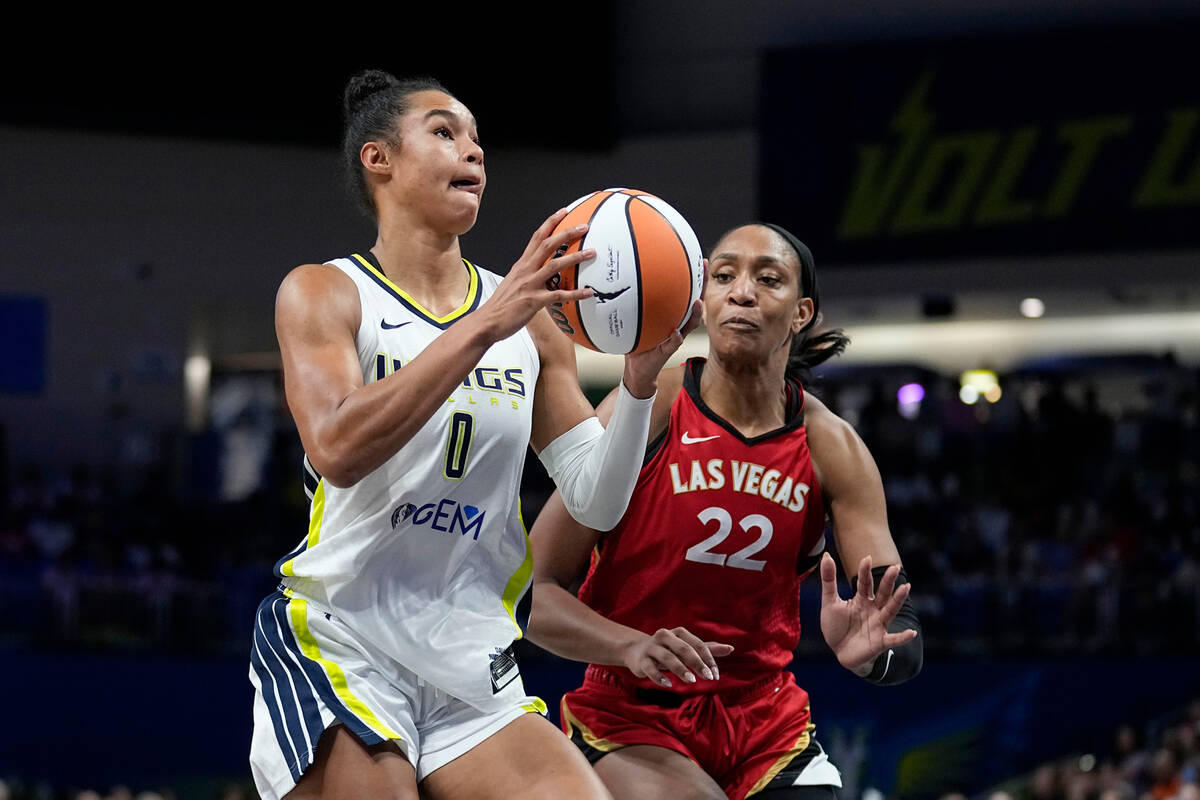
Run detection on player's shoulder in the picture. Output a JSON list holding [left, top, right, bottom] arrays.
[[278, 260, 357, 297], [275, 261, 360, 322], [802, 389, 862, 445], [800, 387, 833, 420], [801, 388, 878, 489]]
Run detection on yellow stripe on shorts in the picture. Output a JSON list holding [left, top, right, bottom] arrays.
[[746, 711, 814, 796], [522, 698, 549, 715], [287, 597, 402, 741], [561, 699, 624, 754]]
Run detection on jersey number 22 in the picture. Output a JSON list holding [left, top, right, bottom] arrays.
[[684, 506, 772, 572]]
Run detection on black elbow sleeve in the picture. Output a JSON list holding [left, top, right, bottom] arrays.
[[851, 565, 923, 686]]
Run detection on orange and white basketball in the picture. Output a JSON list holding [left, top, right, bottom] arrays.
[[544, 188, 704, 355]]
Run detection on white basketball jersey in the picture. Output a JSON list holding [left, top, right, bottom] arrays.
[[275, 252, 541, 712]]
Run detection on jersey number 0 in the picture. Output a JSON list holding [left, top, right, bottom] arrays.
[[444, 411, 475, 480]]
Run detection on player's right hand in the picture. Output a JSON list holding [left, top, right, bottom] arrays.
[[623, 626, 734, 688], [478, 208, 596, 341]]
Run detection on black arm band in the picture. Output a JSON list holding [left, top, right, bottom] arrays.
[[850, 565, 923, 685]]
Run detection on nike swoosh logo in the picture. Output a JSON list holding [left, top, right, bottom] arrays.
[[381, 320, 412, 330], [680, 432, 720, 445], [879, 648, 895, 680]]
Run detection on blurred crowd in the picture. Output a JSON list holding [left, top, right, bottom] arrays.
[[937, 696, 1200, 800], [0, 391, 307, 653], [812, 356, 1200, 658], [1, 355, 1198, 657]]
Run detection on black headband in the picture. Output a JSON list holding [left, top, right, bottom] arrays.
[[753, 222, 820, 332]]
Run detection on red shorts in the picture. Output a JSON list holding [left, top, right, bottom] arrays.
[[559, 667, 841, 799]]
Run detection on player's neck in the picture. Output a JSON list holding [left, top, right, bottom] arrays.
[[371, 220, 469, 316], [699, 357, 788, 437]]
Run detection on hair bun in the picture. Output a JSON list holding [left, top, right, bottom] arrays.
[[343, 69, 399, 119]]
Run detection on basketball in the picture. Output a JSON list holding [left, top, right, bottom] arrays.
[[544, 188, 705, 355]]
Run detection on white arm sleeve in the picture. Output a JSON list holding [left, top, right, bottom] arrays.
[[536, 382, 656, 531]]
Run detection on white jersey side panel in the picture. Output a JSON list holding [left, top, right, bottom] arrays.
[[276, 253, 540, 711]]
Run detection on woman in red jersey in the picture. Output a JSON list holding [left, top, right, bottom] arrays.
[[526, 222, 923, 800]]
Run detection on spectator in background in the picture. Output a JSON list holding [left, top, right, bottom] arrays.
[[216, 784, 249, 800], [1116, 724, 1154, 790], [1181, 719, 1200, 784], [1148, 747, 1182, 799], [1061, 761, 1097, 800], [1097, 758, 1137, 800], [1028, 763, 1061, 800]]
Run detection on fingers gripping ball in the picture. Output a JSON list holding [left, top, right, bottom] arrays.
[[544, 188, 704, 354]]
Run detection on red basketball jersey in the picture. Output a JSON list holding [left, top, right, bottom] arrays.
[[577, 357, 828, 695]]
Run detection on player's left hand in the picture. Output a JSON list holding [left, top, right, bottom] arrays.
[[620, 261, 707, 399], [818, 552, 917, 677], [623, 626, 734, 689]]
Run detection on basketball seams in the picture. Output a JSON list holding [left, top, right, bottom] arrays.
[[638, 195, 704, 313], [622, 195, 645, 355], [573, 191, 617, 353], [554, 190, 612, 349], [575, 191, 639, 354], [630, 195, 694, 342]]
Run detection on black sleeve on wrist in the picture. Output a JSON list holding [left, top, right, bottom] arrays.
[[849, 564, 923, 685]]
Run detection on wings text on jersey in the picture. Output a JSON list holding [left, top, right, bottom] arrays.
[[373, 357, 526, 400]]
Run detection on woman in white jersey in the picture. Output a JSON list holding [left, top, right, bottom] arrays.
[[247, 69, 698, 800]]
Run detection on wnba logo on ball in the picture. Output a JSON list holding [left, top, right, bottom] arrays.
[[544, 272, 577, 336]]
